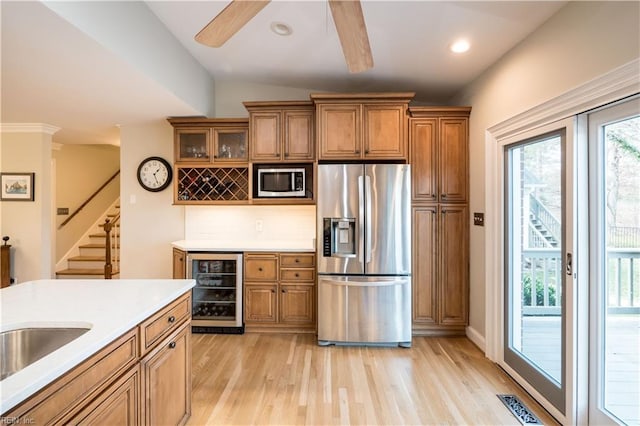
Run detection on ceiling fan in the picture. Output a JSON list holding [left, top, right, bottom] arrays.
[[194, 0, 373, 73]]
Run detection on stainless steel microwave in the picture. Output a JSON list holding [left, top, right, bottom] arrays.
[[257, 167, 306, 197]]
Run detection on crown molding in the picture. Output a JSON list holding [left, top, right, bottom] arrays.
[[488, 58, 640, 140], [0, 123, 61, 135]]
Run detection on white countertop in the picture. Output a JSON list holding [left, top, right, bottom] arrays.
[[172, 239, 316, 252], [0, 278, 195, 414]]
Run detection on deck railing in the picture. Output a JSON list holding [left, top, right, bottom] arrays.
[[521, 248, 639, 315]]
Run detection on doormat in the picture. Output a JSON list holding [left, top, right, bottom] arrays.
[[497, 394, 543, 425]]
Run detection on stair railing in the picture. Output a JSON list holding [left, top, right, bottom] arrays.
[[103, 212, 120, 279], [529, 194, 561, 245], [59, 170, 120, 229]]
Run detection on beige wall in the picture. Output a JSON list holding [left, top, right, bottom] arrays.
[[119, 120, 184, 278], [0, 128, 55, 283], [53, 144, 120, 261], [213, 80, 320, 117], [452, 1, 640, 343]]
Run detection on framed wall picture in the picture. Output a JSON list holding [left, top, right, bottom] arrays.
[[1, 172, 35, 201]]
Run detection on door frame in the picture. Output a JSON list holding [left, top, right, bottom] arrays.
[[586, 96, 640, 424], [495, 117, 583, 422], [483, 59, 639, 424]]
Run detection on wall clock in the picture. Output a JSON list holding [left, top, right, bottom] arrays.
[[137, 156, 173, 192]]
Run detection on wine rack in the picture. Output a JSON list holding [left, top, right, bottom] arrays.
[[176, 166, 249, 203]]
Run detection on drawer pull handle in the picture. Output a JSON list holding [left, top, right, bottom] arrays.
[[169, 341, 176, 349], [168, 316, 176, 323], [258, 267, 263, 272], [295, 258, 300, 263], [295, 273, 300, 278]]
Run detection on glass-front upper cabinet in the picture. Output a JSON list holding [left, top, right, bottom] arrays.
[[213, 128, 248, 162], [175, 128, 211, 162], [170, 118, 249, 164]]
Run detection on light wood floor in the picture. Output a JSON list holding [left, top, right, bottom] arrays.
[[188, 333, 559, 426]]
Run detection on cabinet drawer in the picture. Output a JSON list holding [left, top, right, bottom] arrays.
[[280, 253, 315, 268], [8, 329, 138, 424], [280, 268, 315, 282], [139, 292, 191, 355], [245, 255, 278, 281]]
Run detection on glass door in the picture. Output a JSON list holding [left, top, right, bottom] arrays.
[[187, 253, 243, 329], [588, 97, 640, 425], [504, 122, 574, 414]]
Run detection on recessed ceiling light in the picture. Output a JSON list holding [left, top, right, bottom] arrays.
[[450, 39, 470, 54], [270, 22, 292, 36]]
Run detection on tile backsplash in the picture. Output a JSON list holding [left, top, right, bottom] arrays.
[[184, 205, 316, 243]]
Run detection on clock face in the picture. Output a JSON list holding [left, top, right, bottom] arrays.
[[137, 157, 172, 192]]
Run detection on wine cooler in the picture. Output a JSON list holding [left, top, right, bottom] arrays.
[[187, 252, 243, 333]]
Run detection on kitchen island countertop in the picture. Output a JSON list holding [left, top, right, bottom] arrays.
[[172, 239, 316, 252], [0, 278, 195, 414]]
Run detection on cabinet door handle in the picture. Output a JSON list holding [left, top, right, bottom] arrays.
[[355, 149, 360, 154], [365, 149, 369, 154], [168, 315, 176, 323], [284, 152, 289, 157], [271, 289, 275, 293], [282, 289, 286, 293], [169, 341, 176, 349]]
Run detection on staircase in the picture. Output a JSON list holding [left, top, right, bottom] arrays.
[[56, 204, 120, 279], [529, 213, 559, 248]]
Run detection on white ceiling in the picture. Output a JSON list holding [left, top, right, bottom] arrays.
[[1, 1, 567, 145]]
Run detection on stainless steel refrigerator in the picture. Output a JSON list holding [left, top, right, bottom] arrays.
[[316, 163, 411, 347]]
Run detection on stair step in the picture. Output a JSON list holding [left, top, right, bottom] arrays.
[[80, 243, 119, 249], [89, 233, 120, 240], [56, 268, 119, 276], [55, 268, 120, 279]]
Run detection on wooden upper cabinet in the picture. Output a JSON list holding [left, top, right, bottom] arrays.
[[363, 104, 406, 158], [283, 110, 314, 160], [244, 101, 315, 162], [409, 118, 438, 202], [439, 118, 468, 203], [312, 93, 414, 161], [168, 117, 249, 164], [316, 103, 361, 159], [408, 107, 471, 203]]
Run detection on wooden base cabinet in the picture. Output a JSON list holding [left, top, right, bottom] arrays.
[[173, 248, 186, 279], [244, 252, 316, 332], [141, 321, 191, 426], [72, 366, 141, 425], [4, 293, 192, 426], [412, 204, 469, 335]]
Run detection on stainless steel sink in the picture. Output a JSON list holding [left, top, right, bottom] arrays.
[[0, 327, 90, 380]]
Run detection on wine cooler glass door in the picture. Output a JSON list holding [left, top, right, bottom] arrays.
[[187, 253, 243, 328]]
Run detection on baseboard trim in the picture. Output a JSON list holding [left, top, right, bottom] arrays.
[[466, 326, 486, 352]]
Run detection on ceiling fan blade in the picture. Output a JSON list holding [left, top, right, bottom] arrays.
[[328, 0, 373, 73], [195, 0, 271, 47]]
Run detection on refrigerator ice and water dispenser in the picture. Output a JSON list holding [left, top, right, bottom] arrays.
[[323, 218, 356, 257]]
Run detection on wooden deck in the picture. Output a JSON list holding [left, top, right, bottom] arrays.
[[522, 314, 640, 425]]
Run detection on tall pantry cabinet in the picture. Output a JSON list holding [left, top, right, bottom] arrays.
[[409, 107, 470, 335]]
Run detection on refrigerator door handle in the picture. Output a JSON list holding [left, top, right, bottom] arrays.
[[358, 175, 365, 264], [365, 175, 372, 264], [319, 277, 410, 287]]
